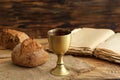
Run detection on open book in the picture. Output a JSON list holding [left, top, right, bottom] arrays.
[[67, 28, 120, 63]]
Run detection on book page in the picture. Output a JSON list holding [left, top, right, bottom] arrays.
[[96, 33, 120, 54], [71, 28, 115, 50]]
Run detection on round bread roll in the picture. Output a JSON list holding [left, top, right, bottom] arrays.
[[0, 29, 29, 50], [12, 38, 48, 67]]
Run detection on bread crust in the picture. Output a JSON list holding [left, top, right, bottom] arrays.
[[0, 29, 29, 49], [12, 39, 48, 67]]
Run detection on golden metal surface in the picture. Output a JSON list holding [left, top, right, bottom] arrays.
[[48, 28, 71, 76], [51, 64, 69, 76]]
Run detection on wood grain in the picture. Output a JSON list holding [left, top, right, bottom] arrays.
[[0, 0, 120, 37]]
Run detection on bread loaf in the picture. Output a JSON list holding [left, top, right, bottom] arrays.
[[0, 29, 29, 50], [12, 38, 48, 67]]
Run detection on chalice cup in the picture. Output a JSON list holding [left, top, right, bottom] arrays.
[[48, 28, 71, 76]]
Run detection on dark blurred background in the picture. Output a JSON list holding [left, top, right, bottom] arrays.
[[0, 0, 120, 38]]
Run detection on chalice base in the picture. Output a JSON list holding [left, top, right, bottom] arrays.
[[51, 64, 69, 76]]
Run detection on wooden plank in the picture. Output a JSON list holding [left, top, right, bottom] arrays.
[[0, 0, 120, 37]]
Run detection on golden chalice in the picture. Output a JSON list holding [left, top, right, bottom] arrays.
[[48, 28, 71, 76]]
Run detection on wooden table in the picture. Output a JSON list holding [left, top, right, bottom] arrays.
[[0, 38, 120, 80]]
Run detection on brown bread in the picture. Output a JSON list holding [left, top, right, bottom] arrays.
[[0, 29, 29, 50], [12, 38, 48, 67]]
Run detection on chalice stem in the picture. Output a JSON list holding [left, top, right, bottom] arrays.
[[50, 54, 69, 76], [57, 54, 64, 65]]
